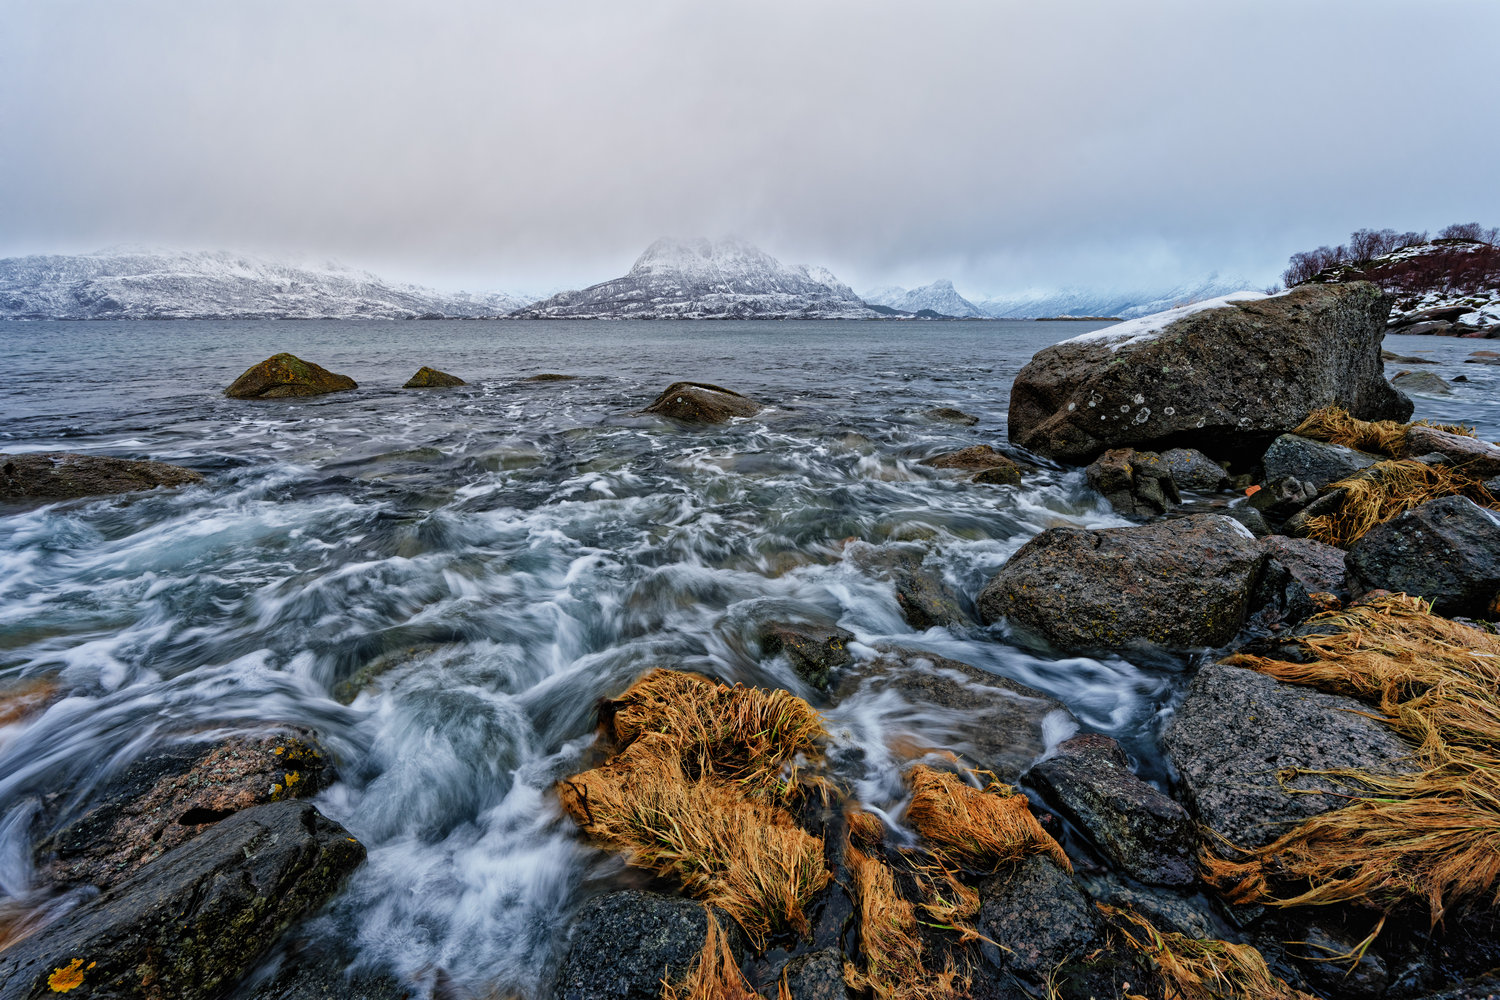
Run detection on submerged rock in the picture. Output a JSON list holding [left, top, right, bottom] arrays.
[[557, 890, 731, 1000], [1084, 448, 1179, 518], [971, 464, 1022, 486], [225, 353, 357, 398], [402, 366, 465, 388], [977, 514, 1265, 652], [1163, 662, 1416, 849], [1399, 425, 1500, 478], [758, 621, 855, 692], [0, 452, 202, 508], [1261, 433, 1380, 490], [1007, 282, 1411, 463], [0, 801, 365, 1000], [1346, 495, 1500, 617], [1027, 734, 1196, 887], [642, 381, 761, 423], [525, 373, 578, 381], [919, 444, 1014, 472], [923, 406, 979, 425], [1160, 447, 1230, 493]]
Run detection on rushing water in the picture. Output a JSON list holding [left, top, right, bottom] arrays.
[[0, 320, 1494, 998]]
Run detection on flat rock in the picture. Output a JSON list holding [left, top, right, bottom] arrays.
[[642, 381, 760, 423], [402, 366, 465, 388], [1008, 283, 1411, 463], [0, 452, 202, 508], [919, 444, 1016, 473], [0, 801, 365, 1000], [923, 407, 979, 425], [1163, 662, 1416, 849], [758, 620, 855, 692], [978, 856, 1100, 975], [525, 373, 578, 381], [1346, 495, 1500, 617], [977, 514, 1265, 652], [1399, 426, 1500, 478], [1028, 734, 1196, 887], [225, 353, 357, 398], [557, 890, 726, 1000], [1161, 447, 1230, 493], [1261, 433, 1380, 490], [1084, 448, 1179, 518]]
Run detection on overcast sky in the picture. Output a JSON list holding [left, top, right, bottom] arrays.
[[2, 1, 1497, 298]]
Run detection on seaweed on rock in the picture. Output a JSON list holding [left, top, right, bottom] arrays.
[[1100, 905, 1315, 1000], [1293, 404, 1474, 457], [903, 766, 1071, 873], [1300, 459, 1497, 547]]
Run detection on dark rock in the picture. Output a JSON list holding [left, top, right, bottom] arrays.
[[0, 801, 365, 1000], [1392, 305, 1470, 327], [832, 648, 1067, 783], [1075, 872, 1218, 939], [1261, 433, 1380, 490], [642, 382, 760, 424], [1282, 487, 1350, 539], [919, 444, 1017, 474], [245, 946, 409, 1000], [758, 621, 855, 692], [402, 366, 465, 388], [976, 514, 1265, 652], [1008, 283, 1411, 463], [0, 452, 202, 508], [978, 856, 1100, 975], [1294, 923, 1389, 999], [557, 891, 725, 1000], [1400, 320, 1457, 336], [780, 949, 846, 1000], [971, 465, 1022, 486], [1223, 504, 1271, 537], [1391, 370, 1453, 395], [923, 407, 979, 425], [1346, 496, 1500, 617], [866, 550, 971, 631], [225, 353, 357, 399], [1028, 734, 1196, 887], [40, 732, 332, 889], [1399, 426, 1500, 478], [1381, 350, 1436, 364], [525, 373, 578, 381], [1162, 662, 1416, 848], [1084, 448, 1179, 517], [1161, 447, 1230, 493], [1247, 475, 1318, 525], [1251, 535, 1350, 623]]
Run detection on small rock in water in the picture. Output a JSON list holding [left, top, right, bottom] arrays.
[[1391, 370, 1453, 396], [918, 443, 1015, 472], [1261, 433, 1380, 491], [1398, 425, 1500, 478], [758, 620, 855, 692], [1084, 447, 1179, 517], [970, 464, 1022, 485], [1381, 349, 1436, 364], [557, 890, 730, 1000], [1247, 474, 1319, 529], [1160, 446, 1231, 493], [0, 451, 202, 508], [1346, 495, 1500, 617], [642, 381, 761, 423], [525, 372, 579, 381], [403, 366, 466, 388], [225, 352, 357, 398], [923, 406, 980, 425]]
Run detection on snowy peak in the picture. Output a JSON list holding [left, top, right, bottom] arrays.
[[515, 238, 878, 319], [862, 279, 986, 318], [975, 274, 1259, 320]]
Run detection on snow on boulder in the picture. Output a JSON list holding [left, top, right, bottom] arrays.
[[1006, 282, 1412, 463]]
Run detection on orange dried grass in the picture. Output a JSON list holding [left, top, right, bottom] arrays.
[[842, 845, 968, 1000], [1298, 459, 1498, 547], [1101, 905, 1316, 1000], [904, 765, 1070, 872], [1293, 405, 1474, 458], [660, 909, 759, 1000]]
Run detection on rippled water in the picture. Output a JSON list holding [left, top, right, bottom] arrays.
[[0, 320, 1494, 997]]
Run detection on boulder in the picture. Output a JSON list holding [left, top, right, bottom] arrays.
[[1399, 426, 1500, 479], [923, 407, 979, 425], [0, 801, 365, 1000], [402, 366, 465, 388], [832, 648, 1067, 783], [758, 621, 855, 692], [977, 856, 1100, 975], [642, 382, 760, 423], [246, 945, 408, 1000], [557, 891, 730, 1000], [39, 732, 332, 888], [1163, 662, 1415, 848], [1084, 448, 1179, 517], [1400, 320, 1457, 336], [1027, 734, 1196, 887], [1246, 475, 1318, 527], [1160, 447, 1230, 493], [919, 444, 1016, 474], [0, 452, 202, 508], [1223, 504, 1271, 537], [1261, 433, 1380, 490], [1008, 283, 1411, 463], [1251, 535, 1350, 623], [1392, 305, 1470, 327], [971, 465, 1022, 486], [976, 514, 1265, 652], [225, 353, 357, 398], [1391, 370, 1452, 395], [1346, 496, 1500, 617]]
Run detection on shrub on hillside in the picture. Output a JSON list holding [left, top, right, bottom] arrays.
[[1283, 223, 1495, 288]]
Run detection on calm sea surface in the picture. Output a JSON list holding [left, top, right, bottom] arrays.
[[0, 320, 1492, 996]]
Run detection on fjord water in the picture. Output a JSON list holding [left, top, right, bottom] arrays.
[[0, 320, 1493, 997]]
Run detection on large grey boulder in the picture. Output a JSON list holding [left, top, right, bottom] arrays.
[[1346, 496, 1500, 616], [1261, 433, 1380, 490], [977, 514, 1265, 652], [1008, 283, 1411, 462], [1163, 662, 1415, 849]]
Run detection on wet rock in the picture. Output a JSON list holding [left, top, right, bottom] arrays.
[[1251, 535, 1350, 623], [919, 444, 1017, 475], [225, 353, 357, 398], [1223, 504, 1271, 537], [525, 373, 578, 381], [1261, 433, 1380, 490], [923, 407, 979, 425], [1161, 447, 1230, 493], [1163, 662, 1416, 849], [1399, 426, 1500, 479], [976, 514, 1265, 653], [832, 648, 1067, 783], [1084, 448, 1179, 518], [557, 890, 730, 1000], [1392, 305, 1470, 328], [1294, 923, 1389, 999], [758, 621, 855, 692], [971, 464, 1022, 486], [1008, 282, 1411, 463], [40, 731, 332, 888], [246, 945, 409, 1000], [1391, 370, 1453, 395], [0, 452, 202, 508], [861, 549, 972, 631], [402, 366, 465, 388], [642, 381, 760, 423], [0, 676, 59, 727], [780, 949, 847, 1000], [1381, 349, 1436, 364], [978, 856, 1100, 975], [1247, 475, 1318, 527], [0, 801, 365, 1000], [1028, 734, 1196, 887], [1346, 495, 1500, 617], [1076, 872, 1217, 939]]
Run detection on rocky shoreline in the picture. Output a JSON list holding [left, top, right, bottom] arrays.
[[2, 281, 1499, 999]]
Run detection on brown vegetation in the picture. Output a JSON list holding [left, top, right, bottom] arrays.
[[1300, 459, 1497, 547], [1101, 905, 1316, 1000], [842, 845, 968, 1000], [904, 766, 1070, 873], [660, 910, 759, 1000], [1292, 405, 1473, 457]]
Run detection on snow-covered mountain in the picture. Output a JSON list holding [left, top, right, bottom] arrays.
[[861, 280, 986, 318], [975, 274, 1260, 320], [513, 238, 881, 319], [0, 249, 530, 320]]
